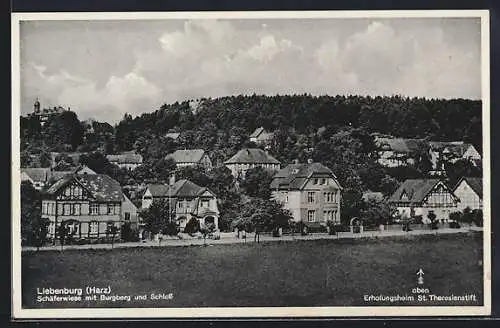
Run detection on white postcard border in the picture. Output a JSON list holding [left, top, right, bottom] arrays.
[[11, 9, 491, 319]]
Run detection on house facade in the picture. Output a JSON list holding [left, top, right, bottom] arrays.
[[374, 137, 422, 167], [40, 174, 134, 241], [224, 148, 281, 179], [429, 141, 481, 170], [122, 194, 139, 229], [270, 162, 342, 227], [141, 178, 219, 231], [453, 177, 483, 211], [388, 179, 460, 222], [106, 151, 143, 170], [249, 127, 274, 145], [165, 149, 212, 171]]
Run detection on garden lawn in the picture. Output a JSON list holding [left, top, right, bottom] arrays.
[[22, 232, 483, 308]]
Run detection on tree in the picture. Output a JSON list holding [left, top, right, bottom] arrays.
[[199, 219, 216, 246], [79, 151, 114, 175], [106, 221, 119, 248], [184, 217, 200, 236], [175, 166, 211, 187], [472, 209, 483, 227], [32, 217, 50, 251], [140, 199, 174, 243], [57, 222, 70, 251], [445, 159, 482, 187], [239, 166, 274, 199], [360, 198, 395, 227], [460, 207, 474, 229], [43, 111, 85, 151], [428, 211, 438, 230], [21, 182, 42, 246], [40, 151, 52, 168]]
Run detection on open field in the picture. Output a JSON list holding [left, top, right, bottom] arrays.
[[22, 232, 483, 308]]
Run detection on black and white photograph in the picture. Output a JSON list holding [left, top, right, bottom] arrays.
[[11, 10, 491, 319]]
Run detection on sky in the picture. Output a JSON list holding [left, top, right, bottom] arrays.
[[19, 17, 482, 124]]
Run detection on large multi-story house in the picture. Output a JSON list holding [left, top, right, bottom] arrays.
[[106, 151, 143, 171], [270, 162, 342, 227], [21, 165, 96, 190], [224, 148, 281, 178], [388, 179, 460, 222], [165, 149, 212, 171], [40, 174, 137, 241], [141, 178, 219, 231], [429, 141, 481, 170], [452, 177, 483, 211], [374, 136, 423, 167], [249, 127, 274, 145]]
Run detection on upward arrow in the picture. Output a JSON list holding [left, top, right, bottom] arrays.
[[417, 268, 424, 276]]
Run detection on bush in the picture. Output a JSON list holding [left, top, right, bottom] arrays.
[[413, 215, 423, 224], [121, 222, 136, 242], [184, 217, 200, 235], [472, 209, 483, 227], [449, 221, 461, 229]]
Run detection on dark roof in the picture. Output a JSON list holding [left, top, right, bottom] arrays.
[[147, 184, 171, 197], [454, 177, 483, 199], [166, 149, 206, 164], [270, 162, 339, 190], [44, 174, 123, 202], [388, 179, 454, 204], [146, 180, 215, 198], [224, 148, 280, 164]]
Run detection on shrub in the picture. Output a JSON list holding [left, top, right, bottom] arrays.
[[472, 209, 483, 227], [449, 221, 461, 229], [184, 217, 200, 235]]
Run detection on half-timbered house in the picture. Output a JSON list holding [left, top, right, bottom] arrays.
[[388, 179, 460, 222], [40, 174, 131, 241]]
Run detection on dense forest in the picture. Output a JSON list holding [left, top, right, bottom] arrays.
[[20, 94, 483, 228]]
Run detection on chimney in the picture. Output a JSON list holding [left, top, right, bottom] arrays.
[[294, 159, 300, 164], [169, 173, 176, 186]]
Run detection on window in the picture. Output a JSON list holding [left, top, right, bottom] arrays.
[[200, 199, 210, 208], [73, 204, 81, 215], [90, 203, 99, 215], [284, 192, 289, 203], [89, 221, 98, 233], [63, 204, 71, 215], [308, 192, 315, 203], [143, 196, 152, 200], [320, 178, 326, 185], [178, 199, 184, 208], [308, 210, 316, 222], [42, 203, 47, 214], [313, 179, 318, 185], [124, 213, 131, 221]]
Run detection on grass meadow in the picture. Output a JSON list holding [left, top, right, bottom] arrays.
[[22, 232, 483, 308]]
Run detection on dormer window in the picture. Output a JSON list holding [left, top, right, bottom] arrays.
[[313, 178, 318, 185], [400, 191, 409, 201]]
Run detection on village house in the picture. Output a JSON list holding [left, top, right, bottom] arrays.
[[40, 173, 137, 241], [249, 127, 274, 145], [21, 165, 96, 190], [224, 148, 281, 179], [141, 177, 219, 231], [165, 149, 212, 171], [106, 151, 143, 171], [270, 161, 342, 228], [452, 177, 483, 211], [122, 193, 139, 230], [429, 141, 481, 170], [374, 136, 424, 167], [388, 179, 460, 223]]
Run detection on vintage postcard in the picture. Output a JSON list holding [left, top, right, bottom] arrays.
[[11, 10, 491, 319]]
